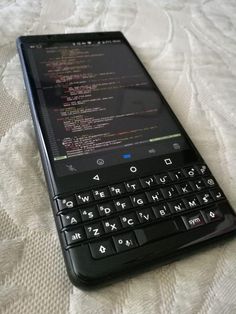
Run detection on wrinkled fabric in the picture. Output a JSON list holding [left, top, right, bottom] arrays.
[[0, 1, 236, 313]]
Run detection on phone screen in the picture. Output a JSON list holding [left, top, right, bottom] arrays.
[[23, 38, 190, 177]]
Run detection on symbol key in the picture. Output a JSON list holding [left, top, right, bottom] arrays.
[[168, 200, 186, 213], [183, 196, 200, 209], [109, 183, 126, 196], [197, 192, 214, 205], [120, 212, 139, 228], [103, 217, 121, 233], [76, 191, 93, 205], [92, 187, 110, 200], [136, 208, 156, 223], [191, 179, 206, 191], [183, 166, 199, 178], [169, 170, 185, 181], [125, 180, 142, 193], [60, 211, 80, 227], [182, 212, 205, 230], [152, 204, 171, 218], [204, 177, 216, 188], [210, 188, 225, 201], [56, 196, 77, 211], [196, 164, 209, 176], [161, 186, 178, 199], [140, 176, 156, 188], [146, 189, 163, 203], [176, 182, 193, 194], [80, 207, 98, 221], [97, 202, 116, 217], [130, 193, 148, 207], [85, 222, 104, 238], [155, 173, 171, 185], [114, 197, 132, 211]]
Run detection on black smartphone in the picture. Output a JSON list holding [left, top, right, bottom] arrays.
[[17, 32, 236, 287]]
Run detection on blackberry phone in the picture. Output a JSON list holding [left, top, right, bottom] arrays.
[[17, 32, 236, 287]]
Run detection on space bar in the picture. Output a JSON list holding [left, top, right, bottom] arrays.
[[134, 220, 181, 246]]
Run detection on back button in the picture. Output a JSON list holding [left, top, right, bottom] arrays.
[[93, 174, 100, 181]]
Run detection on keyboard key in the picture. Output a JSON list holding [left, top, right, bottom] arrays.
[[169, 169, 185, 181], [197, 192, 214, 205], [183, 196, 200, 209], [134, 220, 180, 246], [140, 176, 156, 188], [109, 183, 126, 196], [196, 164, 209, 176], [161, 186, 178, 199], [176, 182, 193, 194], [201, 207, 223, 223], [210, 188, 225, 201], [182, 212, 206, 229], [204, 177, 216, 188], [152, 204, 171, 218], [85, 222, 104, 238], [191, 179, 206, 191], [113, 232, 138, 252], [183, 166, 199, 178], [155, 173, 171, 185], [64, 228, 86, 245], [76, 191, 93, 205], [120, 212, 139, 228], [103, 217, 121, 233], [97, 202, 116, 217], [136, 208, 156, 223], [114, 198, 132, 211], [130, 193, 148, 207], [89, 239, 115, 259], [125, 180, 142, 193], [80, 207, 98, 221], [56, 196, 77, 211], [146, 189, 163, 203], [92, 187, 110, 200], [168, 200, 186, 213], [61, 164, 224, 256], [60, 211, 80, 227]]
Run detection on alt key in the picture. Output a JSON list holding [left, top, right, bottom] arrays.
[[64, 228, 86, 245]]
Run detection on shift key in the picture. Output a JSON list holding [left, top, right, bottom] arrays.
[[134, 220, 181, 246]]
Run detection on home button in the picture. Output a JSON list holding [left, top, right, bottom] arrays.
[[130, 166, 137, 173]]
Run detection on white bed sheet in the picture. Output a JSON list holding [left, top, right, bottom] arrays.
[[0, 1, 236, 313]]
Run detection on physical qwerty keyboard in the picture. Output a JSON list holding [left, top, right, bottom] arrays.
[[56, 164, 225, 259]]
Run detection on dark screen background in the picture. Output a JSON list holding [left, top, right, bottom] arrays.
[[25, 39, 188, 176]]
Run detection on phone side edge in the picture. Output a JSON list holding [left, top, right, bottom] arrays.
[[16, 39, 57, 198]]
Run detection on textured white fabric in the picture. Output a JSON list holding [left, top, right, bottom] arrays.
[[0, 1, 236, 313]]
